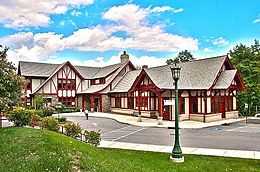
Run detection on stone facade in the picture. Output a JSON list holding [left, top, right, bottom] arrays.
[[101, 95, 111, 112]]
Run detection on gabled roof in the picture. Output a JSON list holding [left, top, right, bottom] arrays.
[[19, 61, 124, 79], [145, 55, 226, 90], [93, 63, 123, 78], [110, 70, 142, 93], [213, 70, 237, 89], [110, 55, 227, 92], [32, 61, 84, 94], [74, 66, 100, 79], [78, 60, 133, 94], [18, 61, 59, 77]]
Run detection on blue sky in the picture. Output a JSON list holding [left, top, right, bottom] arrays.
[[0, 0, 259, 67]]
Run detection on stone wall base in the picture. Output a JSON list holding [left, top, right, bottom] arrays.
[[190, 113, 222, 122], [225, 111, 239, 119]]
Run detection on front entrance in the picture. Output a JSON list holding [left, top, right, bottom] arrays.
[[90, 94, 102, 112], [94, 97, 100, 112], [163, 106, 170, 120], [162, 97, 171, 120]]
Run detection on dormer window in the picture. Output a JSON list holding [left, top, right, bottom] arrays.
[[90, 78, 105, 85]]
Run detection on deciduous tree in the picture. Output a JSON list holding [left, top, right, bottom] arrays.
[[0, 45, 23, 127], [230, 40, 260, 116], [166, 50, 194, 65]]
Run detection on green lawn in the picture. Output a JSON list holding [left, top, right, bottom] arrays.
[[0, 128, 259, 172]]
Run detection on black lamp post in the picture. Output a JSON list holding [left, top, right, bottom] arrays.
[[170, 64, 184, 163]]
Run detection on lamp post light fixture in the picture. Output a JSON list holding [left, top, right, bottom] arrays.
[[170, 64, 184, 163]]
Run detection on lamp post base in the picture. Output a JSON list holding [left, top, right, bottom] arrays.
[[170, 156, 184, 163]]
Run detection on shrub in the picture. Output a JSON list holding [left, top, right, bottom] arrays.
[[41, 117, 59, 131], [84, 130, 101, 146], [30, 114, 42, 127], [57, 117, 66, 123], [34, 95, 45, 110], [7, 107, 32, 127], [64, 122, 81, 138], [42, 107, 55, 117]]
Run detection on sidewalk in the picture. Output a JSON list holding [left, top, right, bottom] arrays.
[[99, 140, 260, 160], [56, 112, 245, 129]]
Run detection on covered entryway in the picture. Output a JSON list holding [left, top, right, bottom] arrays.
[[90, 94, 102, 112]]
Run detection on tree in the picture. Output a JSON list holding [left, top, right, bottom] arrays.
[[230, 40, 260, 116], [166, 50, 194, 65], [34, 95, 46, 110], [0, 45, 23, 127]]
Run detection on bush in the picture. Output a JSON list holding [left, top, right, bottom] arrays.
[[41, 117, 59, 131], [7, 107, 32, 127], [84, 130, 101, 146], [64, 122, 81, 138], [42, 107, 55, 117], [30, 114, 42, 127], [34, 95, 45, 110], [57, 117, 66, 123]]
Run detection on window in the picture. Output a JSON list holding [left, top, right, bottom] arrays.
[[115, 97, 121, 108], [190, 97, 198, 113], [128, 97, 134, 109], [90, 78, 105, 85], [58, 97, 75, 106], [180, 97, 185, 114], [211, 96, 224, 113], [58, 79, 76, 90], [226, 96, 233, 111]]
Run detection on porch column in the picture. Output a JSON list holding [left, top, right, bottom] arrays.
[[158, 94, 163, 117], [82, 95, 86, 111], [90, 95, 94, 112], [100, 95, 102, 112]]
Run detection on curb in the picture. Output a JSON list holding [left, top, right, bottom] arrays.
[[99, 141, 260, 160], [54, 112, 245, 129]]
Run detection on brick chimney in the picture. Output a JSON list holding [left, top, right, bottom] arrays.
[[142, 65, 148, 69], [120, 51, 129, 63]]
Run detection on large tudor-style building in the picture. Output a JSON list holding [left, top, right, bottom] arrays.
[[18, 51, 244, 122]]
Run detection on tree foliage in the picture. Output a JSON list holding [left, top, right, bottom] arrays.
[[230, 40, 260, 116], [166, 50, 194, 65], [0, 45, 23, 112]]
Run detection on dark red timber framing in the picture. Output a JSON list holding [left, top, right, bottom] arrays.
[[89, 94, 102, 112], [32, 61, 84, 107], [128, 69, 167, 118], [208, 57, 245, 119]]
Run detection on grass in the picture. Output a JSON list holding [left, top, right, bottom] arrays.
[[0, 128, 259, 172]]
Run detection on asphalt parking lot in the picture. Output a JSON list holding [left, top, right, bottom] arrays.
[[67, 116, 260, 151]]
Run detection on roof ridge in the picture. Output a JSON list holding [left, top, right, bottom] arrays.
[[146, 55, 227, 70], [19, 61, 59, 65]]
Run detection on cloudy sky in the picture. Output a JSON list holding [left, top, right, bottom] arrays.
[[0, 0, 259, 67]]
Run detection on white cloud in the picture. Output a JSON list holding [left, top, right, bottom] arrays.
[[253, 18, 260, 23], [149, 6, 184, 13], [2, 3, 198, 64], [103, 4, 148, 27], [203, 48, 213, 52], [47, 52, 168, 67], [0, 0, 94, 28], [1, 32, 64, 65], [101, 4, 197, 51], [212, 37, 229, 46], [71, 10, 82, 16]]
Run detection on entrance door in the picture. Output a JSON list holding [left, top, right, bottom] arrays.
[[94, 97, 99, 112], [163, 106, 170, 120]]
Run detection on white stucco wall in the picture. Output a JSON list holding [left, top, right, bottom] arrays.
[[233, 97, 237, 110], [32, 79, 42, 92], [207, 97, 211, 113]]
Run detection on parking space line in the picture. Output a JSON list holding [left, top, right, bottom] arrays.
[[226, 126, 246, 132], [112, 127, 146, 141], [103, 126, 132, 135]]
